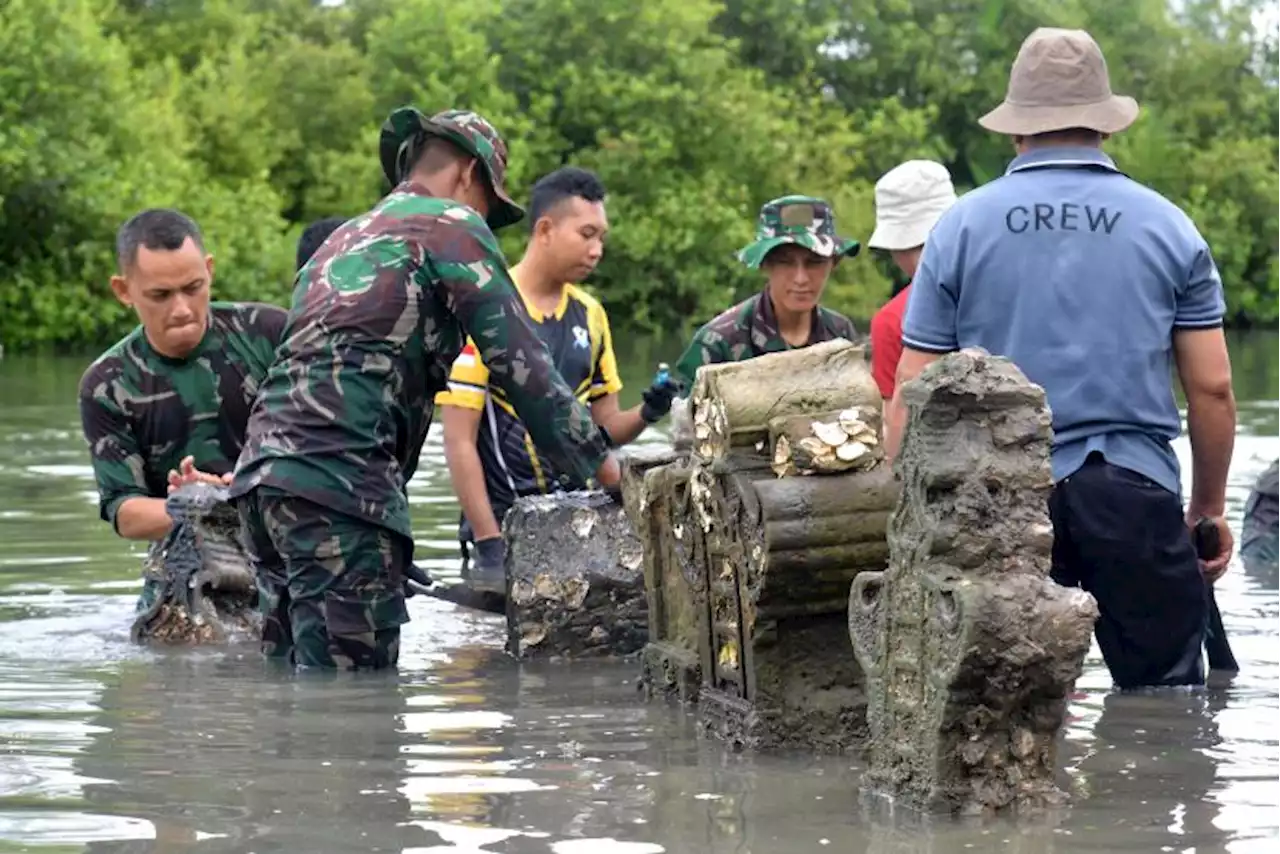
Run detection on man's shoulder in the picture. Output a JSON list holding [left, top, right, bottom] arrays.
[[565, 283, 605, 315], [79, 328, 144, 397], [697, 294, 757, 339], [210, 301, 288, 332], [817, 304, 859, 338]]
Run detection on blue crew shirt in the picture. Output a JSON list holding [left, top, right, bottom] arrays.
[[901, 146, 1226, 499]]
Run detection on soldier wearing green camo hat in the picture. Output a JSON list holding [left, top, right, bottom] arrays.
[[672, 194, 862, 390], [210, 105, 621, 672]]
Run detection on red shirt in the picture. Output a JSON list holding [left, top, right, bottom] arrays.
[[870, 283, 911, 400]]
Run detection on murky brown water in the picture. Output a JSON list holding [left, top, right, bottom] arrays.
[[0, 333, 1276, 853]]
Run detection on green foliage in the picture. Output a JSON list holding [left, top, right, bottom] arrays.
[[0, 0, 1275, 351]]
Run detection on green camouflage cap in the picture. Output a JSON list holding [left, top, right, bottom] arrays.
[[737, 194, 860, 269], [379, 106, 525, 231]]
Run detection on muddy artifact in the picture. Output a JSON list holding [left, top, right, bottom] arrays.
[[693, 461, 897, 751], [848, 348, 1099, 815], [503, 482, 653, 660], [636, 343, 899, 751], [131, 482, 262, 645], [688, 339, 881, 466]]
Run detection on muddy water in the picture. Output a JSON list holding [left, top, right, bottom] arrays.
[[0, 333, 1276, 854]]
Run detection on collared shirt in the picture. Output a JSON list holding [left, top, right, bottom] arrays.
[[673, 290, 860, 391], [434, 282, 623, 526], [902, 146, 1226, 497], [78, 302, 288, 531]]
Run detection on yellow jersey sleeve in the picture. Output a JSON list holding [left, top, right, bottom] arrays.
[[433, 338, 490, 410], [587, 300, 624, 399]]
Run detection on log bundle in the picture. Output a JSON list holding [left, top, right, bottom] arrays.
[[631, 340, 901, 751]]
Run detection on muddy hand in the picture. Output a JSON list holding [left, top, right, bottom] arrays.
[[167, 456, 233, 495]]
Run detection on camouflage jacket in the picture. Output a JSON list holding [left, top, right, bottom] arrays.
[[228, 183, 610, 540], [672, 290, 861, 390], [78, 302, 288, 531]]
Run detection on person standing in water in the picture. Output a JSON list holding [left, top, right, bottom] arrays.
[[436, 166, 678, 592], [225, 107, 622, 671], [78, 209, 290, 616], [671, 194, 862, 391]]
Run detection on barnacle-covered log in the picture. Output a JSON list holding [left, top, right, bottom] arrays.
[[503, 490, 646, 659], [688, 339, 881, 465], [769, 405, 883, 477]]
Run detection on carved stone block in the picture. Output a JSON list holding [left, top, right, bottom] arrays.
[[849, 348, 1098, 815]]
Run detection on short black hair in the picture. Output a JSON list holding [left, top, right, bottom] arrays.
[[527, 167, 606, 232], [115, 208, 205, 272], [296, 216, 347, 271]]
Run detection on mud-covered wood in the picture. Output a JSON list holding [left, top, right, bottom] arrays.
[[693, 464, 898, 751], [768, 405, 883, 477], [503, 490, 646, 659], [688, 339, 881, 464], [633, 457, 708, 701], [848, 348, 1099, 815]]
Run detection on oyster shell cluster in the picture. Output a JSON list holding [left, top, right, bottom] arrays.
[[772, 407, 881, 477]]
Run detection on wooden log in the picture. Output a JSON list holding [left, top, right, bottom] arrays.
[[503, 490, 646, 659], [688, 339, 881, 463], [769, 405, 884, 477]]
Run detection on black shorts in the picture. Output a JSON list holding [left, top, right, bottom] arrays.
[[1049, 454, 1207, 689]]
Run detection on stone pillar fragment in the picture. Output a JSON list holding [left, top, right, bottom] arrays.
[[849, 348, 1098, 815], [503, 490, 647, 659]]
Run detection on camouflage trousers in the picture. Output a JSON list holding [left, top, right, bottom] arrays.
[[236, 486, 410, 671]]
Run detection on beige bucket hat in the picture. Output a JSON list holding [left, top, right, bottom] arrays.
[[868, 160, 958, 251], [979, 27, 1139, 136]]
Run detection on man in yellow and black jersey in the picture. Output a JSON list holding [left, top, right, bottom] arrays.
[[436, 167, 679, 592]]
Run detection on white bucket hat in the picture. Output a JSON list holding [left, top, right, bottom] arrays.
[[867, 160, 958, 251]]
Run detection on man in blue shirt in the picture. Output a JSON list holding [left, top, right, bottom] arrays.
[[883, 28, 1237, 690]]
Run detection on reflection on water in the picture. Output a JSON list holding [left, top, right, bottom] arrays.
[[0, 334, 1276, 853]]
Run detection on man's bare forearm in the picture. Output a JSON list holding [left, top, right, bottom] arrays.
[[443, 441, 503, 540], [600, 408, 648, 446], [1186, 390, 1236, 518], [115, 497, 174, 541]]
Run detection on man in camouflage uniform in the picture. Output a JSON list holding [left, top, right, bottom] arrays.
[[78, 209, 289, 615], [228, 106, 621, 671], [672, 195, 862, 390]]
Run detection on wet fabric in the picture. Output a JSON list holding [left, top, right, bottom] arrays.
[[78, 301, 288, 530], [435, 282, 621, 537], [236, 486, 409, 670], [1049, 454, 1207, 689], [228, 183, 610, 543], [672, 290, 859, 391]]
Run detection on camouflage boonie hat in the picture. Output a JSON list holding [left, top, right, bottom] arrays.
[[378, 106, 526, 231], [737, 195, 860, 269]]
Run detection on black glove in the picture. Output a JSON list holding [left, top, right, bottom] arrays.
[[468, 536, 507, 594], [640, 377, 681, 424], [402, 561, 433, 598]]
